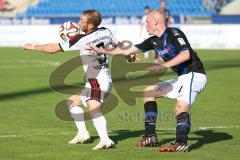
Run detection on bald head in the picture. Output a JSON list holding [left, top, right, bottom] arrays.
[[145, 10, 166, 36], [147, 10, 166, 25]]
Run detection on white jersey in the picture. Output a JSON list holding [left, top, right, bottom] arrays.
[[59, 27, 118, 82], [59, 27, 118, 107]]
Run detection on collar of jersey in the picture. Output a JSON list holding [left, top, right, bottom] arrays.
[[158, 28, 167, 39]]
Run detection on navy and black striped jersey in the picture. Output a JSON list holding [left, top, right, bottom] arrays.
[[135, 27, 205, 76]]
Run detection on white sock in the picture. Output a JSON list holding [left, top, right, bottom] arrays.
[[68, 105, 89, 136], [92, 112, 109, 141]]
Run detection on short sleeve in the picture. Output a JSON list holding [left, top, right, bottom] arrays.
[[58, 35, 83, 52], [134, 37, 154, 52], [59, 41, 70, 52], [171, 29, 189, 53]]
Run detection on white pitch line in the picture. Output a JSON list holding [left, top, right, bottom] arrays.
[[0, 60, 61, 64], [0, 60, 61, 69], [0, 64, 60, 69], [0, 132, 72, 138], [0, 125, 239, 138], [197, 125, 240, 130], [0, 134, 31, 138], [156, 125, 240, 131]]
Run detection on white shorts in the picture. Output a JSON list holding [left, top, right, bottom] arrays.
[[80, 77, 112, 107], [157, 72, 207, 105]]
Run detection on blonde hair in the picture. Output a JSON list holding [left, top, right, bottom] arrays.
[[83, 10, 102, 29]]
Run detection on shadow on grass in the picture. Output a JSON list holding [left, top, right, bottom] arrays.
[[89, 129, 232, 150], [189, 130, 233, 151], [110, 130, 144, 144], [78, 130, 144, 144], [155, 129, 233, 151], [67, 129, 233, 151]]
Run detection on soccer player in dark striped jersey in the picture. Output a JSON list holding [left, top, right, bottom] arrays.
[[87, 10, 207, 152]]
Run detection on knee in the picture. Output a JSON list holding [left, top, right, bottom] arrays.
[[88, 107, 100, 118], [143, 85, 156, 96], [87, 100, 102, 118], [175, 101, 190, 115], [143, 85, 156, 102], [67, 95, 80, 106]]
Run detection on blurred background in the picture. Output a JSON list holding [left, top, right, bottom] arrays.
[[0, 0, 240, 49]]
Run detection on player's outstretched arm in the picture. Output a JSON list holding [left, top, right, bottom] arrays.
[[23, 43, 62, 54], [86, 44, 139, 56]]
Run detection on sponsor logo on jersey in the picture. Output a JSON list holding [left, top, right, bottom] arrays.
[[158, 47, 171, 56], [178, 38, 186, 46]]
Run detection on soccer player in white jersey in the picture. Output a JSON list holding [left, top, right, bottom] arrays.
[[23, 10, 118, 150]]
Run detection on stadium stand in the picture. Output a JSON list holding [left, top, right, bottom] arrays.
[[0, 0, 234, 18], [15, 0, 233, 18], [0, 0, 14, 12], [0, 0, 37, 17], [220, 0, 240, 14]]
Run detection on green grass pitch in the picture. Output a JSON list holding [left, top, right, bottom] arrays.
[[0, 48, 240, 160]]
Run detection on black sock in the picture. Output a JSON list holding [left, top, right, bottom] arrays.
[[176, 112, 191, 144], [144, 101, 158, 136]]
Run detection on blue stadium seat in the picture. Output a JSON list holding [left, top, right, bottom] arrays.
[[20, 0, 222, 17]]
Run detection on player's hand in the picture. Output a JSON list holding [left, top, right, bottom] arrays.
[[126, 53, 141, 62], [146, 64, 165, 72], [85, 44, 106, 54], [134, 53, 141, 61], [22, 43, 35, 51]]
